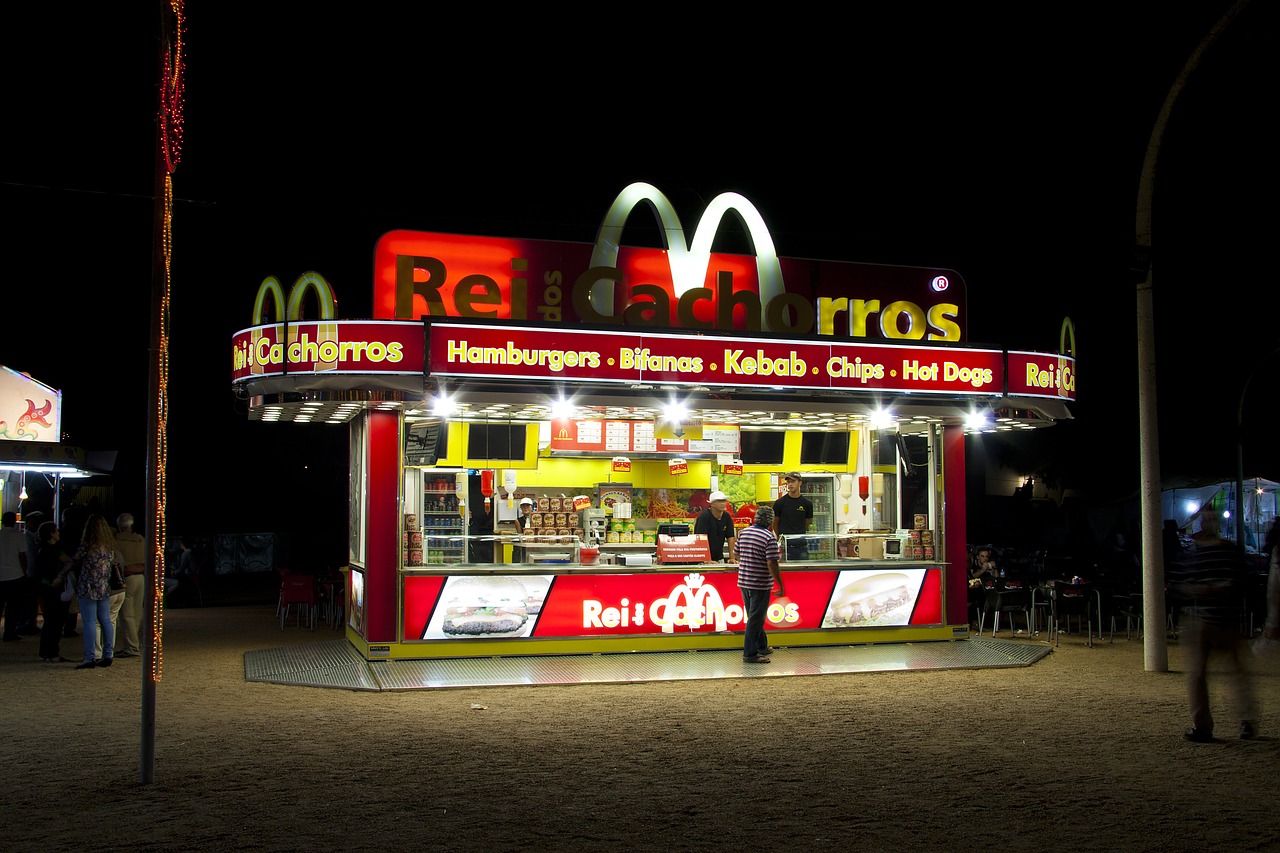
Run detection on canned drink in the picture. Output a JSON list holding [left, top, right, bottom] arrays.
[[923, 545, 935, 560]]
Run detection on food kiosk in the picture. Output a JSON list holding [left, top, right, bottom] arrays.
[[231, 182, 1075, 661]]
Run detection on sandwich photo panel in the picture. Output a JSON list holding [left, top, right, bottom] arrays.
[[821, 569, 926, 628], [422, 574, 554, 640]]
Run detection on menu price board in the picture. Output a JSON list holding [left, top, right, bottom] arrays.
[[550, 419, 739, 454]]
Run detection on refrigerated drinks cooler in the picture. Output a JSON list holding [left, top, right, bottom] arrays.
[[800, 476, 835, 560], [399, 466, 471, 563]]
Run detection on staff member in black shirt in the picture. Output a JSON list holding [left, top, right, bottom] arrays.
[[773, 472, 814, 560], [694, 491, 736, 562]]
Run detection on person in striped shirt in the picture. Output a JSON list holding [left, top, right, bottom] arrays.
[[736, 505, 785, 664], [1171, 509, 1257, 742]]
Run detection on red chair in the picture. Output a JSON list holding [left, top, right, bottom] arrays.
[[279, 572, 319, 630]]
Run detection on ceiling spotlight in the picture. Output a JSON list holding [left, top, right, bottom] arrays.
[[869, 409, 897, 430], [662, 399, 690, 422], [432, 393, 458, 417], [549, 397, 575, 420]]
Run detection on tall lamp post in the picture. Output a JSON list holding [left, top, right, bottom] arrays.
[[1135, 0, 1249, 672]]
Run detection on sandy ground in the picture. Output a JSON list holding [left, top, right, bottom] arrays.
[[4, 602, 1280, 852]]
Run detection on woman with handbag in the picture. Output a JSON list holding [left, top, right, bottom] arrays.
[[72, 515, 119, 670]]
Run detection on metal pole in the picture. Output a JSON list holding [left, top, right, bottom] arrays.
[[141, 0, 184, 784], [1135, 0, 1249, 672]]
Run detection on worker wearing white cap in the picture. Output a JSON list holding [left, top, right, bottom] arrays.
[[694, 490, 736, 562], [517, 497, 534, 530], [512, 497, 536, 564]]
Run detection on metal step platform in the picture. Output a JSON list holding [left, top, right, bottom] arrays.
[[244, 636, 1051, 692]]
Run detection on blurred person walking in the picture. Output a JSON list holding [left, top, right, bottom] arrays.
[[1253, 519, 1280, 655], [0, 512, 28, 641], [113, 513, 146, 657], [71, 514, 119, 669], [1172, 509, 1256, 742]]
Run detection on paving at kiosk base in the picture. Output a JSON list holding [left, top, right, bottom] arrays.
[[245, 636, 1052, 691]]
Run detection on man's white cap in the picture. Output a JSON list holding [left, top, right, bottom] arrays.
[[709, 490, 728, 502], [519, 497, 534, 506]]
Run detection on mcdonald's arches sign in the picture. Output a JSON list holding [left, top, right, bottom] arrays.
[[373, 183, 968, 342]]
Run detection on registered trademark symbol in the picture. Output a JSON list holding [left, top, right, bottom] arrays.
[[930, 275, 949, 293]]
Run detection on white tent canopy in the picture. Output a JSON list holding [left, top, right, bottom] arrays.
[[1162, 474, 1279, 549]]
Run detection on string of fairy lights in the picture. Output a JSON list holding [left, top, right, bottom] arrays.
[[149, 0, 183, 682]]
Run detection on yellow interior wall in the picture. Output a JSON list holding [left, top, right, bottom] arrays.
[[422, 424, 860, 488], [514, 458, 714, 489]]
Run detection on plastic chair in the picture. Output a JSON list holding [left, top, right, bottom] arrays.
[[275, 568, 291, 621], [1051, 582, 1098, 647], [1109, 592, 1143, 642], [981, 584, 1030, 637], [279, 572, 319, 630]]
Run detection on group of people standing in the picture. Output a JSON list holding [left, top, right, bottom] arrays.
[[0, 509, 148, 669]]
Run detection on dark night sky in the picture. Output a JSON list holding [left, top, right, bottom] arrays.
[[2, 3, 1274, 539]]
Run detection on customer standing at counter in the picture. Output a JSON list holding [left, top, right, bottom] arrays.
[[773, 472, 814, 561], [694, 490, 736, 563], [737, 505, 784, 664]]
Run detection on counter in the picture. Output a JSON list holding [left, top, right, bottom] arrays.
[[373, 559, 955, 661]]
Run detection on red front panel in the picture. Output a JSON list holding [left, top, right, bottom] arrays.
[[401, 567, 944, 642]]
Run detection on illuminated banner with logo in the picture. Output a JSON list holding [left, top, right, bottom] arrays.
[[426, 322, 1006, 396], [401, 567, 943, 640], [0, 366, 60, 442], [231, 320, 425, 384], [373, 183, 967, 342], [1005, 350, 1076, 402]]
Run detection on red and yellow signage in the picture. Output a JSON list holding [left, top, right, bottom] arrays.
[[401, 567, 943, 641], [373, 230, 967, 342], [231, 320, 424, 383], [1006, 350, 1077, 401], [426, 322, 1005, 396]]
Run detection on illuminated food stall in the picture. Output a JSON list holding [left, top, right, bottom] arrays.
[[231, 183, 1075, 661], [0, 366, 100, 522]]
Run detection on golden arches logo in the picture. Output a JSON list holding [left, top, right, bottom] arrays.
[[250, 272, 341, 374], [588, 182, 784, 316], [252, 271, 339, 324], [1058, 316, 1077, 399]]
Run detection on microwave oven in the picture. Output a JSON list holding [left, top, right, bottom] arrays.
[[881, 534, 909, 560]]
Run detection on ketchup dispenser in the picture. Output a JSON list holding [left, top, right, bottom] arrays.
[[480, 469, 496, 512], [858, 476, 871, 516]]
